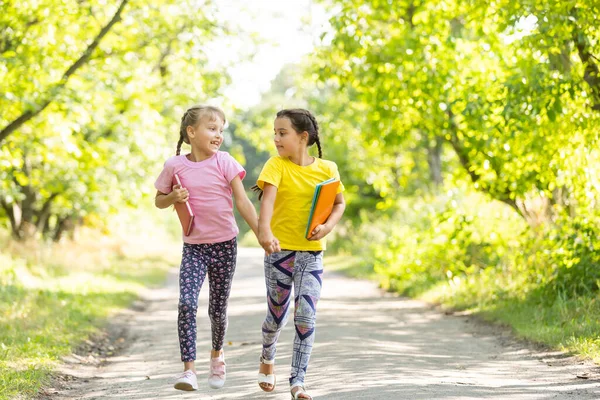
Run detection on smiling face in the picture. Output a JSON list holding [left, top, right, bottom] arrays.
[[273, 116, 307, 157], [187, 113, 224, 157]]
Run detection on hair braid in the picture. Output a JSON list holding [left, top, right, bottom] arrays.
[[315, 136, 322, 158], [304, 112, 322, 157], [176, 136, 184, 155]]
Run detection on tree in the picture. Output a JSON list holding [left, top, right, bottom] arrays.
[[0, 0, 239, 240], [312, 0, 600, 225], [0, 0, 129, 144]]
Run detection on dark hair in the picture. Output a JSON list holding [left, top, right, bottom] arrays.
[[176, 105, 226, 155], [276, 108, 322, 158], [251, 108, 322, 200]]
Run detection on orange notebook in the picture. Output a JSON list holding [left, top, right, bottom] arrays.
[[172, 173, 194, 236], [305, 178, 340, 239]]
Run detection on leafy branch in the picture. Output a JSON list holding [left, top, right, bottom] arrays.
[[0, 0, 130, 144]]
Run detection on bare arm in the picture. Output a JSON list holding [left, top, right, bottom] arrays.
[[154, 185, 188, 209], [231, 175, 259, 236], [308, 192, 346, 241], [258, 183, 281, 254]]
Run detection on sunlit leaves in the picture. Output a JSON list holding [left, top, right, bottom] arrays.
[[0, 0, 237, 239], [313, 0, 600, 223]]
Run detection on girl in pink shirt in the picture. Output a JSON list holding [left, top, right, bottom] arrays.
[[154, 105, 259, 392]]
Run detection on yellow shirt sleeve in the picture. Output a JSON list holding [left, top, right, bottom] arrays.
[[257, 156, 282, 189], [325, 160, 345, 194]]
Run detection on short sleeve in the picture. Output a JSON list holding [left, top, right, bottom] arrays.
[[330, 161, 345, 194], [219, 152, 246, 183], [154, 158, 175, 193], [257, 157, 282, 189]]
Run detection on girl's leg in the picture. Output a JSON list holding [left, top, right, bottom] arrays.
[[204, 237, 237, 389], [206, 237, 237, 351], [290, 251, 323, 387], [178, 243, 208, 367], [262, 251, 297, 361]]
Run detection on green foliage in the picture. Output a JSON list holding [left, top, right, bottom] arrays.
[[522, 214, 600, 298], [3, 0, 600, 373], [313, 0, 600, 217], [0, 205, 178, 399], [305, 0, 600, 317], [367, 190, 523, 296], [0, 0, 241, 241]]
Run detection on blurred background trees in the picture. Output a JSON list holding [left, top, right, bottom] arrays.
[[1, 0, 232, 240], [298, 0, 600, 300], [2, 0, 600, 301]]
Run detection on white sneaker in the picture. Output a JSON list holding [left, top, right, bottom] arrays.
[[208, 353, 226, 389], [174, 370, 198, 391]]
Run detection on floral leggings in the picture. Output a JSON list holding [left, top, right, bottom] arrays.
[[262, 250, 323, 387], [177, 238, 237, 362]]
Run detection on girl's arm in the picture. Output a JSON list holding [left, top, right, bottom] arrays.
[[258, 183, 281, 254], [231, 176, 259, 236], [308, 192, 346, 241], [154, 185, 189, 209]]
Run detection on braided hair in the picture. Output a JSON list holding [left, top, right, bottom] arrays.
[[176, 105, 226, 155], [252, 108, 323, 199]]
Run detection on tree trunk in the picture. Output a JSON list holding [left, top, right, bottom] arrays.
[[35, 193, 58, 233], [426, 135, 444, 188], [0, 199, 22, 240], [445, 110, 523, 218], [571, 15, 600, 111], [53, 217, 75, 242]]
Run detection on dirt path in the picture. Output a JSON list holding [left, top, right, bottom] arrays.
[[48, 247, 600, 399]]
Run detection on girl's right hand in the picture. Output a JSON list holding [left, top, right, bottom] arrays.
[[171, 184, 189, 203], [268, 238, 281, 255], [259, 231, 280, 255]]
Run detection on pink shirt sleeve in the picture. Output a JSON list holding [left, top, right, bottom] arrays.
[[219, 152, 246, 182], [154, 158, 175, 194]]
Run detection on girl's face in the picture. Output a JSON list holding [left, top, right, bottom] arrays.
[[187, 114, 224, 157], [273, 117, 306, 157]]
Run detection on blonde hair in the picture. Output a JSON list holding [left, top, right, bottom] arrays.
[[176, 105, 226, 155]]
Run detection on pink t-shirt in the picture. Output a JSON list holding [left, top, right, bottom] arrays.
[[154, 151, 246, 244]]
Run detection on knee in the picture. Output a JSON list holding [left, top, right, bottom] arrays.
[[293, 316, 315, 330], [209, 309, 227, 326], [178, 297, 198, 315], [263, 317, 285, 332]]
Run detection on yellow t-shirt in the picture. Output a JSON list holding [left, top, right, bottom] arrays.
[[257, 156, 345, 251]]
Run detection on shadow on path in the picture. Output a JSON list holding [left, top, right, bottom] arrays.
[[50, 247, 600, 399]]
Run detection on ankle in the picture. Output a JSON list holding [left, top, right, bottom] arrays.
[[210, 349, 223, 359], [259, 361, 274, 374], [260, 356, 275, 365], [183, 361, 196, 373]]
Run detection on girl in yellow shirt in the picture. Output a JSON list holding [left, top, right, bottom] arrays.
[[253, 109, 346, 400]]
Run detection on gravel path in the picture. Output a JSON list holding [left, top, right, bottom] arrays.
[[48, 247, 600, 399]]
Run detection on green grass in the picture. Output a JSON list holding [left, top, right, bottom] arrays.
[[421, 273, 600, 363], [0, 221, 178, 400]]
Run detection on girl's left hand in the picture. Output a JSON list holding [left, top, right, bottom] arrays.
[[307, 224, 331, 241]]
